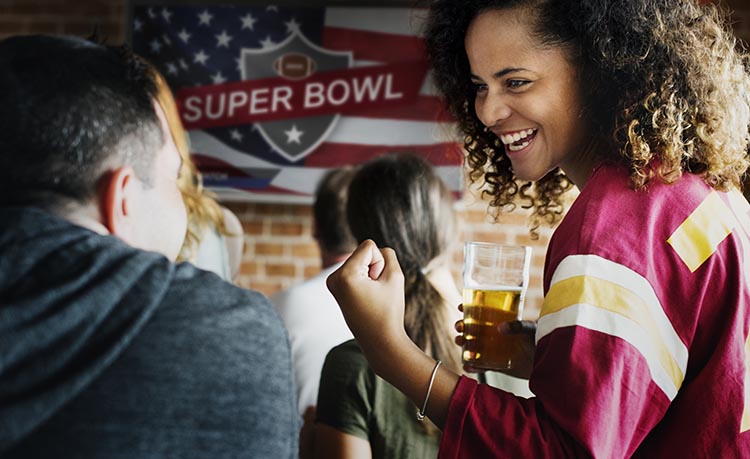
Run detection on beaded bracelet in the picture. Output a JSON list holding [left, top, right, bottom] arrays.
[[416, 360, 442, 421]]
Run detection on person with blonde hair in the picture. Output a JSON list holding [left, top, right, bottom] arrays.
[[326, 0, 750, 457], [151, 68, 244, 282]]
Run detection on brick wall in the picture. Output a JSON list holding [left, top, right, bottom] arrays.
[[2, 0, 748, 317], [227, 193, 555, 318]]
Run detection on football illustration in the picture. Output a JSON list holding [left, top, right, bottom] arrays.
[[273, 53, 317, 80]]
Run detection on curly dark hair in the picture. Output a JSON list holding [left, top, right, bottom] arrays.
[[424, 0, 750, 235]]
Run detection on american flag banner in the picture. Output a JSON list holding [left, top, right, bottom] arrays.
[[129, 3, 462, 202]]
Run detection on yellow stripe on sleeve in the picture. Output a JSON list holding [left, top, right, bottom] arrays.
[[538, 255, 689, 401], [540, 275, 684, 398], [667, 191, 735, 272]]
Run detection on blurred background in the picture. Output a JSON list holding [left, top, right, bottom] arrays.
[[0, 0, 747, 318]]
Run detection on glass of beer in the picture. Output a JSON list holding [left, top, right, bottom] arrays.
[[462, 242, 531, 371]]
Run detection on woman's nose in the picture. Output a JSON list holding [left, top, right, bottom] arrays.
[[476, 92, 512, 127]]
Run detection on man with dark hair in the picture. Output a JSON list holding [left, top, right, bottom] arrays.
[[0, 35, 298, 458], [271, 167, 357, 454], [310, 167, 359, 268]]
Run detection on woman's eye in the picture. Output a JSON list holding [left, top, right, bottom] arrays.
[[472, 82, 488, 93], [507, 79, 530, 89]]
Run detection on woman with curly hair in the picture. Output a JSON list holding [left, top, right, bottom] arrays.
[[326, 0, 750, 457]]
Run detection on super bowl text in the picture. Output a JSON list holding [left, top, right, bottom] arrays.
[[180, 68, 405, 128]]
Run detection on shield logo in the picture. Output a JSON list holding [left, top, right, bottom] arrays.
[[240, 31, 352, 162]]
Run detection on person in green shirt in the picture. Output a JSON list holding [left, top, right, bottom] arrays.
[[313, 153, 462, 459]]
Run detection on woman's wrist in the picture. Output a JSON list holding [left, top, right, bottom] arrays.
[[359, 327, 416, 379]]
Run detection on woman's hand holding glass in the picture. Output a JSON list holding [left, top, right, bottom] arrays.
[[454, 307, 537, 380]]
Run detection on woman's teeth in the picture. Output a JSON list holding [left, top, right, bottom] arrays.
[[507, 141, 530, 152], [499, 129, 536, 152]]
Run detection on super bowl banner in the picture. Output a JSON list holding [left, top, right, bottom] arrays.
[[129, 3, 462, 202]]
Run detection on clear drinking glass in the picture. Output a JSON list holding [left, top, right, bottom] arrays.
[[462, 242, 532, 371]]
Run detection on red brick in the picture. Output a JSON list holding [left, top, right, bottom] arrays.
[[239, 261, 260, 277], [271, 222, 304, 236], [291, 205, 313, 217], [291, 242, 319, 259], [255, 242, 284, 256], [240, 220, 264, 235], [255, 203, 293, 216], [266, 263, 296, 277]]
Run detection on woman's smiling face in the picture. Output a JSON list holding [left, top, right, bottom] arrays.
[[465, 7, 590, 184]]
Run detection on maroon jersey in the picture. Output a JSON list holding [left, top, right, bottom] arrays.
[[440, 164, 750, 458]]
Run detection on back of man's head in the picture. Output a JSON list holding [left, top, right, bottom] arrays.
[[312, 167, 357, 265], [0, 35, 162, 211]]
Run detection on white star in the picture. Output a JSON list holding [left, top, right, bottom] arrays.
[[284, 125, 303, 144], [230, 129, 244, 142], [266, 6, 278, 12], [162, 33, 171, 46], [133, 18, 143, 31], [193, 50, 209, 65], [216, 30, 233, 48], [178, 28, 191, 44], [161, 8, 173, 23], [166, 62, 178, 75], [179, 58, 188, 70], [150, 39, 162, 54], [198, 10, 213, 26], [285, 18, 301, 34], [211, 71, 227, 84], [240, 13, 256, 30], [147, 7, 156, 19], [260, 35, 275, 49]]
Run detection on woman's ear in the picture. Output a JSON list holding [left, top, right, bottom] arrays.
[[100, 166, 138, 239]]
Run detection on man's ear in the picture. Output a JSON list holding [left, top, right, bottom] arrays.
[[100, 166, 138, 239]]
